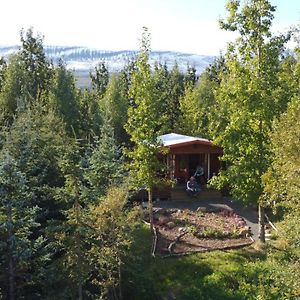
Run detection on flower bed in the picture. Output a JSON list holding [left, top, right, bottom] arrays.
[[150, 208, 253, 256]]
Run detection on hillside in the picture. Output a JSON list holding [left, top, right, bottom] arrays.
[[0, 45, 215, 88]]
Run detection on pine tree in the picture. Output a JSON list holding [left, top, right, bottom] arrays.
[[0, 152, 40, 300], [0, 29, 53, 118], [164, 63, 185, 132], [85, 112, 124, 200], [49, 60, 81, 136], [19, 28, 53, 104], [90, 62, 109, 98], [79, 89, 102, 139], [100, 74, 130, 145], [0, 57, 7, 93]]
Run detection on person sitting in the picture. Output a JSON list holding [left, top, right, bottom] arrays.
[[194, 165, 204, 185], [186, 176, 201, 196]]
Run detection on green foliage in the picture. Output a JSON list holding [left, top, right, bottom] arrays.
[[263, 96, 300, 212], [0, 56, 7, 92], [0, 28, 53, 118], [210, 0, 290, 205], [86, 187, 139, 296], [49, 61, 81, 136], [79, 88, 102, 139], [0, 152, 43, 299], [179, 71, 217, 137], [0, 55, 27, 117], [100, 74, 130, 145], [261, 96, 300, 296], [19, 28, 53, 103], [163, 63, 185, 132], [124, 224, 300, 299], [90, 61, 109, 97], [125, 28, 163, 191], [85, 115, 124, 199]]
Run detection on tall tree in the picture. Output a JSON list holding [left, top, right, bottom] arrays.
[[211, 0, 290, 241], [0, 29, 52, 118], [0, 55, 24, 117], [125, 27, 163, 228], [19, 28, 53, 104], [79, 89, 102, 140], [100, 74, 130, 145], [262, 95, 300, 296], [0, 57, 7, 93], [85, 112, 124, 200], [179, 70, 217, 137], [86, 187, 138, 298], [49, 61, 81, 136], [0, 152, 40, 300], [152, 62, 171, 134], [90, 62, 109, 98], [164, 63, 185, 132]]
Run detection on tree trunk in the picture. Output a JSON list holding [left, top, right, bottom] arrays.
[[148, 188, 154, 230], [258, 204, 265, 243], [8, 257, 15, 300], [75, 197, 83, 300], [78, 284, 83, 300], [118, 259, 122, 300]]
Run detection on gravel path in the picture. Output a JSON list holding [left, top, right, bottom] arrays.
[[154, 197, 259, 240]]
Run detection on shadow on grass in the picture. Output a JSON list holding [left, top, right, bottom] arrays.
[[122, 223, 268, 300]]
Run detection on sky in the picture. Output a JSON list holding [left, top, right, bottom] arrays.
[[0, 0, 299, 55]]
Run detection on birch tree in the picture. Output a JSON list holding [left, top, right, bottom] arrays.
[[211, 0, 290, 241]]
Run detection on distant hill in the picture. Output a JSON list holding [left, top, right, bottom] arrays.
[[0, 45, 215, 88]]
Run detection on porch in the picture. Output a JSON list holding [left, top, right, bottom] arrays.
[[159, 133, 223, 184]]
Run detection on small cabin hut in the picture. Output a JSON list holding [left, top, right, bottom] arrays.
[[159, 133, 223, 184]]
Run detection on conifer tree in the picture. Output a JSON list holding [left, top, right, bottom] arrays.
[[85, 111, 123, 200], [90, 62, 109, 98], [49, 61, 81, 136], [164, 63, 185, 131], [0, 57, 7, 92], [101, 74, 129, 145], [19, 28, 53, 103], [0, 29, 52, 118], [79, 89, 102, 139], [0, 153, 40, 300]]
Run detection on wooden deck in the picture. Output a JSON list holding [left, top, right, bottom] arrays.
[[170, 185, 222, 201], [131, 184, 222, 201]]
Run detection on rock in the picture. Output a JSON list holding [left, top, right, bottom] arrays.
[[166, 221, 176, 229], [196, 207, 207, 213], [239, 226, 251, 237], [158, 215, 169, 225]]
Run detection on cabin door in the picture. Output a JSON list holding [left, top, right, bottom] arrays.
[[188, 154, 206, 177]]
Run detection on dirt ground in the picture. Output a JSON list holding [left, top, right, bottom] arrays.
[[151, 207, 253, 256]]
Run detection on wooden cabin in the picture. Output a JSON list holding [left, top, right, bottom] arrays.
[[131, 133, 223, 201], [158, 133, 223, 184]]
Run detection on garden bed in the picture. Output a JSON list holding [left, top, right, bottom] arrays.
[[150, 207, 253, 256]]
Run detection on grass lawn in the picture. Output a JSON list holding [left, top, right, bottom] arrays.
[[122, 224, 268, 300]]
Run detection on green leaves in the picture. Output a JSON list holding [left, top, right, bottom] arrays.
[[211, 0, 290, 205], [125, 28, 163, 191]]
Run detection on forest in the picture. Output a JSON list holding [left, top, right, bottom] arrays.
[[0, 0, 300, 299]]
